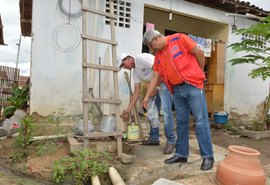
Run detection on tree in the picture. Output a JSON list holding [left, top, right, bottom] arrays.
[[229, 15, 270, 127]]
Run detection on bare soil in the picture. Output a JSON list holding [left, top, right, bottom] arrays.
[[211, 129, 270, 165]]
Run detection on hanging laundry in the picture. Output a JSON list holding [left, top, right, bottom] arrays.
[[204, 39, 212, 57], [188, 34, 212, 57], [146, 23, 155, 31]]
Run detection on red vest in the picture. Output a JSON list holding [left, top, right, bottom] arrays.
[[154, 33, 205, 93]]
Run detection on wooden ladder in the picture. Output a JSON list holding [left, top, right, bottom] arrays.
[[81, 0, 122, 157]]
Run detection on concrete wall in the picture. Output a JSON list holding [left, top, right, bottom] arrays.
[[30, 0, 268, 116], [225, 26, 269, 115], [31, 0, 83, 115]]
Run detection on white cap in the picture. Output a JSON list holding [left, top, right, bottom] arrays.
[[143, 30, 163, 46], [117, 53, 133, 69]]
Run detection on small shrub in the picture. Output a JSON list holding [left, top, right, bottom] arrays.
[[52, 149, 110, 185], [224, 121, 240, 135], [10, 151, 27, 163], [35, 139, 66, 156], [246, 120, 265, 131], [11, 116, 35, 162]]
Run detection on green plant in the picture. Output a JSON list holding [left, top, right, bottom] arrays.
[[89, 103, 98, 119], [34, 139, 66, 156], [228, 15, 270, 126], [35, 140, 60, 156], [11, 115, 35, 162], [247, 120, 265, 131], [52, 149, 110, 185], [4, 84, 30, 118], [224, 122, 235, 132], [224, 121, 240, 135], [10, 151, 27, 163]]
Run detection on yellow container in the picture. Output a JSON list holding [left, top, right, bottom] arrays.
[[127, 124, 139, 140]]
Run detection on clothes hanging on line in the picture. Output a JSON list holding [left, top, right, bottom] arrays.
[[188, 34, 212, 57]]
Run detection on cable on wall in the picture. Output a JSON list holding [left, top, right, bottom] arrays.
[[52, 0, 81, 52], [52, 23, 81, 52], [58, 0, 82, 19]]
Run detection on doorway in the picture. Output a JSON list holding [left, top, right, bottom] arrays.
[[143, 5, 228, 114]]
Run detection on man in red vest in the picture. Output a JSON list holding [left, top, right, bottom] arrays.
[[142, 30, 214, 171]]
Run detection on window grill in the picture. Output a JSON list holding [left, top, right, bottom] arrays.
[[242, 33, 266, 50], [105, 0, 131, 28]]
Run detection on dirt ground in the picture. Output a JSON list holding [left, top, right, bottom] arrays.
[[0, 116, 270, 184], [211, 128, 270, 165]]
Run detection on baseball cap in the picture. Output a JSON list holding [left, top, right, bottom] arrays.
[[117, 53, 133, 69], [143, 30, 163, 46]]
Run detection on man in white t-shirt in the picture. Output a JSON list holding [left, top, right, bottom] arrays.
[[118, 53, 176, 153]]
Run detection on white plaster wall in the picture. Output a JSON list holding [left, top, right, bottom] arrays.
[[225, 20, 269, 114], [31, 0, 83, 116], [30, 0, 145, 116], [30, 0, 269, 116]]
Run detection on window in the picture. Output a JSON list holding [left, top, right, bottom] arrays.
[[105, 0, 131, 28], [242, 33, 266, 50]]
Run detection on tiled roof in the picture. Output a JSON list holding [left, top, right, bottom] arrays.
[[17, 0, 270, 38], [19, 0, 32, 37], [184, 0, 269, 17]]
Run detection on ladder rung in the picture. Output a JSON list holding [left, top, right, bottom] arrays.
[[82, 97, 121, 104], [75, 131, 122, 139], [82, 63, 118, 72], [81, 34, 117, 45], [81, 6, 117, 20]]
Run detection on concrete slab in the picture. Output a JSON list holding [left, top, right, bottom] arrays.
[[152, 178, 184, 185], [122, 135, 228, 185], [68, 136, 82, 153], [238, 129, 270, 140], [68, 136, 117, 153]]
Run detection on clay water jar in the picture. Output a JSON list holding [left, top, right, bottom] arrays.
[[216, 145, 266, 185]]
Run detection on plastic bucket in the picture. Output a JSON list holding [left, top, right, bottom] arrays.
[[99, 115, 116, 132], [214, 113, 228, 124], [74, 120, 94, 136], [127, 125, 139, 140]]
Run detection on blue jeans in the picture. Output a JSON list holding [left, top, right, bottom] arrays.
[[173, 83, 213, 159], [147, 96, 160, 141], [159, 83, 176, 144], [155, 93, 161, 113]]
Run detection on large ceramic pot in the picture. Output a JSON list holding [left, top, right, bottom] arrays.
[[216, 145, 266, 185]]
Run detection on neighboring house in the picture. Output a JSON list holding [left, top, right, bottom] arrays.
[[0, 66, 20, 120], [22, 0, 269, 116]]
